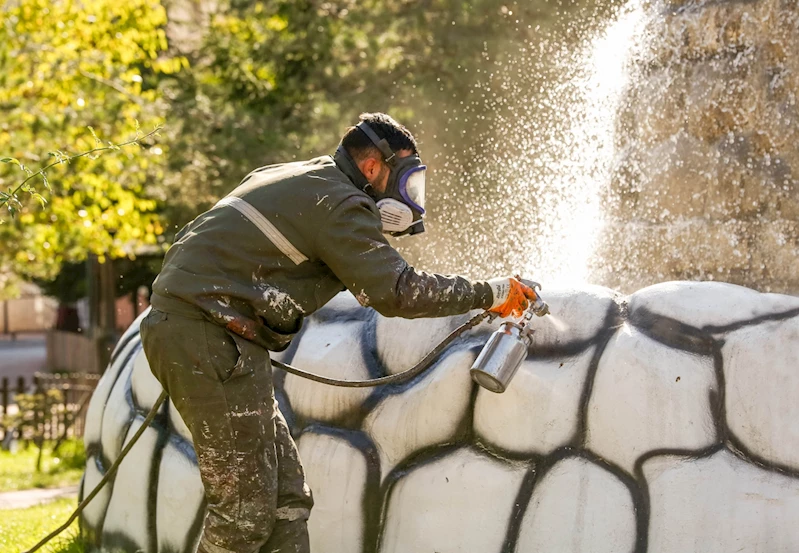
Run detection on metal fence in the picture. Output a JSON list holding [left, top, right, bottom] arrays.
[[0, 372, 100, 442]]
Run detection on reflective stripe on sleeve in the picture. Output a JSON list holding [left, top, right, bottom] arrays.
[[215, 196, 308, 265]]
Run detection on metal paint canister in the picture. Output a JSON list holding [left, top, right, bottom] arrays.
[[470, 322, 532, 393]]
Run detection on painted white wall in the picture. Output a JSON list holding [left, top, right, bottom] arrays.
[[82, 282, 799, 553]]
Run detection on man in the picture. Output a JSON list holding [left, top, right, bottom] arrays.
[[140, 113, 537, 553]]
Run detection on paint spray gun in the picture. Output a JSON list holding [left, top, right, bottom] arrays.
[[470, 281, 550, 393]]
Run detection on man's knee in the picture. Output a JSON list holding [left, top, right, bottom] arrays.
[[202, 502, 276, 553], [276, 506, 310, 523], [260, 517, 310, 553]]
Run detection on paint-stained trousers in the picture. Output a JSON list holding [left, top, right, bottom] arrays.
[[140, 308, 313, 553]]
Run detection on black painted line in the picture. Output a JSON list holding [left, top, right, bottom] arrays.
[[163, 398, 195, 450], [156, 429, 204, 552], [311, 304, 374, 324], [153, 422, 204, 550], [108, 324, 144, 367], [357, 309, 385, 429], [524, 337, 602, 358], [88, 338, 142, 456], [376, 443, 541, 553], [110, 352, 147, 467], [499, 462, 538, 553], [634, 444, 727, 471], [500, 447, 642, 553], [712, 333, 799, 479], [84, 442, 102, 461], [101, 531, 146, 553], [96, 413, 155, 552], [77, 475, 89, 544], [704, 306, 799, 335], [299, 424, 382, 553], [572, 448, 643, 553], [122, 355, 139, 412], [359, 339, 482, 432], [81, 455, 109, 548], [710, 341, 727, 442], [575, 304, 624, 447], [147, 423, 170, 553], [359, 343, 482, 471], [632, 443, 727, 553], [359, 309, 382, 380], [96, 343, 143, 509], [629, 307, 714, 355], [278, 313, 381, 431], [458, 345, 482, 444], [375, 443, 464, 552], [726, 432, 799, 479]]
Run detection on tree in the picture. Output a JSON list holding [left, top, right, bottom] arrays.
[[0, 0, 180, 294], [157, 0, 554, 224], [2, 0, 601, 300]]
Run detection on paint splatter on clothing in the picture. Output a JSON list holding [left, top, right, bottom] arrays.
[[151, 156, 493, 352], [141, 309, 312, 553]]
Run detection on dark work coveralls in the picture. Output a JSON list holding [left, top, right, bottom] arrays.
[[140, 152, 494, 553]]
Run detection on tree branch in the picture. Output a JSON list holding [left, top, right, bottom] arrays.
[[0, 126, 162, 212], [79, 69, 144, 105]]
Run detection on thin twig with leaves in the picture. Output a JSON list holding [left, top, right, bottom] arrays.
[[0, 125, 162, 217]]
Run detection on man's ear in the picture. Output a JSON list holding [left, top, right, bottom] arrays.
[[359, 156, 381, 181]]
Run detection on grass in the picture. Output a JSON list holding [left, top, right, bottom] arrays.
[[0, 439, 86, 492], [0, 497, 84, 553]]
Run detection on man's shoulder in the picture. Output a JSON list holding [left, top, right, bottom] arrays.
[[239, 156, 335, 185], [233, 156, 373, 213]]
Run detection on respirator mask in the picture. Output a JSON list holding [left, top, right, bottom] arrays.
[[356, 122, 427, 237]]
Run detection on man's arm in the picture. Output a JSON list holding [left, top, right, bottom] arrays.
[[315, 196, 493, 318]]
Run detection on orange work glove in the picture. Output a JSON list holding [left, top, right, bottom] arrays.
[[487, 277, 538, 318]]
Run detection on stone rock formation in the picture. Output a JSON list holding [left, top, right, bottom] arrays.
[[81, 283, 799, 552], [596, 0, 799, 294]]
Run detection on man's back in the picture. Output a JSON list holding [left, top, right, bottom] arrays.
[[152, 154, 482, 351], [152, 156, 365, 349]]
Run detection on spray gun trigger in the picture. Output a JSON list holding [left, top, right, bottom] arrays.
[[515, 276, 542, 291]]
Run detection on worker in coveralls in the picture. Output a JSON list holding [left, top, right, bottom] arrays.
[[140, 113, 538, 553]]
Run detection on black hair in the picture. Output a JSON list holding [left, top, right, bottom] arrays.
[[341, 112, 419, 162]]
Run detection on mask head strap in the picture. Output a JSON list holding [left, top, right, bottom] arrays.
[[356, 122, 396, 166]]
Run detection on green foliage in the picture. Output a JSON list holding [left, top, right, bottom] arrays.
[[0, 439, 85, 492], [0, 497, 83, 553], [3, 389, 67, 472], [160, 0, 551, 222], [0, 0, 179, 290], [3, 0, 594, 295], [34, 263, 88, 305], [0, 127, 161, 217]]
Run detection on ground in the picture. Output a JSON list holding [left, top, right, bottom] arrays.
[[0, 440, 85, 492], [0, 335, 85, 552], [0, 497, 83, 553], [0, 441, 86, 552]]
